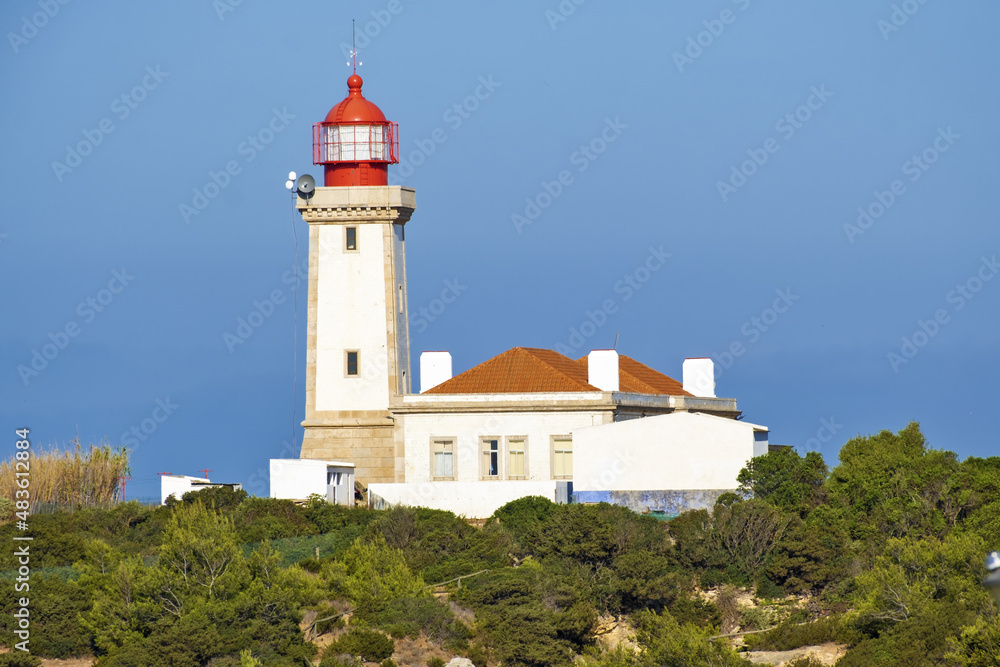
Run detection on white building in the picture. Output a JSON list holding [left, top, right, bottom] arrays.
[[160, 474, 243, 505], [269, 459, 355, 506], [270, 74, 769, 518]]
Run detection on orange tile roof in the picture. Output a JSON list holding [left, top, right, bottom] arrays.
[[423, 347, 692, 396], [577, 354, 690, 396]]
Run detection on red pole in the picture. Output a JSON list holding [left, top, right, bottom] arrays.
[[198, 469, 213, 480]]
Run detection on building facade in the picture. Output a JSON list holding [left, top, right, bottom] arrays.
[[277, 75, 769, 518]]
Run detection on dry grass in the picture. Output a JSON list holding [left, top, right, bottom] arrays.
[[0, 438, 129, 516]]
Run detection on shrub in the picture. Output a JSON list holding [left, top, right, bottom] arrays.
[[491, 496, 556, 544], [373, 596, 469, 645], [0, 575, 90, 658], [428, 659, 446, 667], [0, 653, 43, 667], [755, 575, 786, 600], [171, 484, 248, 511], [326, 628, 395, 662], [743, 616, 854, 651], [467, 644, 488, 667], [319, 655, 361, 667]]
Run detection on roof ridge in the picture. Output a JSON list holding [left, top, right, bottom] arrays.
[[520, 348, 597, 391]]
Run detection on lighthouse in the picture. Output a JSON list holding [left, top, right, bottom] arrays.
[[297, 74, 414, 487]]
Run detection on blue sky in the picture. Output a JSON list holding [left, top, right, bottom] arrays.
[[2, 1, 997, 501]]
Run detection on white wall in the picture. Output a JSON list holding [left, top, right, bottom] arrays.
[[368, 480, 561, 518], [572, 412, 767, 492], [270, 459, 354, 504], [315, 223, 391, 412], [400, 410, 610, 483], [392, 223, 411, 394], [161, 475, 209, 505]]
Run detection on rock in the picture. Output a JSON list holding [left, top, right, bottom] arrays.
[[446, 659, 475, 667]]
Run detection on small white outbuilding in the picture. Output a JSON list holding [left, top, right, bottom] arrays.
[[270, 459, 355, 506], [160, 475, 243, 505]]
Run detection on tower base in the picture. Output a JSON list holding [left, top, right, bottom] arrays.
[[300, 413, 403, 486]]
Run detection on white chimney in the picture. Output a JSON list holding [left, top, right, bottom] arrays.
[[420, 351, 452, 393], [683, 357, 716, 398], [588, 350, 619, 391]]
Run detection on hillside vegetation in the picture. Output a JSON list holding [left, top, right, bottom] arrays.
[[1, 422, 998, 666]]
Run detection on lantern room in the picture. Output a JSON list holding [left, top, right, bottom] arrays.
[[313, 74, 399, 187]]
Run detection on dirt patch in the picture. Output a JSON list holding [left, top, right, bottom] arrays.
[[593, 614, 639, 654], [0, 650, 95, 667], [744, 642, 848, 666]]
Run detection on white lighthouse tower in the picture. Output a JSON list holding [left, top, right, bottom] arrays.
[[297, 73, 414, 486]]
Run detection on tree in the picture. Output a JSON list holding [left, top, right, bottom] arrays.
[[712, 499, 791, 577], [633, 609, 749, 667], [826, 422, 957, 542], [326, 535, 426, 617], [852, 533, 989, 625], [946, 616, 1000, 666], [737, 448, 827, 515]]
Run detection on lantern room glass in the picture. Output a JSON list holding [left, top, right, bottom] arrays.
[[325, 123, 387, 162]]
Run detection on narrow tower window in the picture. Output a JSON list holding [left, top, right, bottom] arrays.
[[345, 227, 357, 251], [346, 351, 359, 376]]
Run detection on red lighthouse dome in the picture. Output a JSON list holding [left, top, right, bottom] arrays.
[[313, 74, 399, 187]]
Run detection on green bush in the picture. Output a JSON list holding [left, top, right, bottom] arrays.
[[0, 575, 90, 658], [319, 655, 361, 667], [491, 495, 556, 544], [325, 628, 395, 662], [755, 575, 786, 600], [467, 644, 488, 667], [786, 659, 826, 667], [427, 659, 446, 667], [743, 616, 854, 651], [171, 484, 248, 510], [0, 653, 43, 667], [372, 596, 469, 646]]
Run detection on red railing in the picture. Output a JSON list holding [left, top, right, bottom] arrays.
[[313, 121, 398, 165]]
